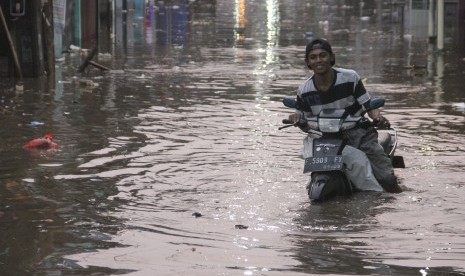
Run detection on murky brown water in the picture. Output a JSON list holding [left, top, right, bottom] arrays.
[[1, 1, 465, 275]]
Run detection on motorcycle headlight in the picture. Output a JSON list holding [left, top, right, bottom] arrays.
[[318, 118, 343, 133]]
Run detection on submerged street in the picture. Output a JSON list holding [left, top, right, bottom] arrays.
[[1, 1, 465, 275]]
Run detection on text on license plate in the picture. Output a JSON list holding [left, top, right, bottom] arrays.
[[304, 155, 344, 173]]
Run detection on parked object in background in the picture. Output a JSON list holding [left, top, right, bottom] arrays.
[[78, 47, 111, 73]]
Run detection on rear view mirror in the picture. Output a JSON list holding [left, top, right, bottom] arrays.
[[370, 98, 385, 110], [283, 97, 297, 108]]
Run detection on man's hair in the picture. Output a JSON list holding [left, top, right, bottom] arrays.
[[305, 38, 335, 66]]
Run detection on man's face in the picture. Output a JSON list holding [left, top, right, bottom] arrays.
[[306, 49, 333, 74]]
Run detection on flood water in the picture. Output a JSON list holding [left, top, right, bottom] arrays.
[[1, 1, 465, 275]]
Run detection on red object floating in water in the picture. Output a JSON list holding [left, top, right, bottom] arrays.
[[24, 133, 59, 150]]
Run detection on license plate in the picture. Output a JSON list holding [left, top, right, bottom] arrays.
[[304, 155, 344, 173]]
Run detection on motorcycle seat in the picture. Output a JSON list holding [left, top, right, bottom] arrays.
[[378, 131, 392, 155]]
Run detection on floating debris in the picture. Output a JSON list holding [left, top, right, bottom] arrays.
[[24, 133, 59, 150], [31, 121, 45, 126], [15, 82, 24, 93], [452, 102, 465, 112], [78, 79, 99, 87], [235, 224, 248, 230]]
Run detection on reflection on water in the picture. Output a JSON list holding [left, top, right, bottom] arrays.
[[1, 1, 465, 275]]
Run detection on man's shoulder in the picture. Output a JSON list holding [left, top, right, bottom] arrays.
[[334, 67, 361, 82], [334, 67, 359, 76], [298, 76, 315, 94]]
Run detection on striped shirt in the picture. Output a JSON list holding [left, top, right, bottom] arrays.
[[296, 68, 370, 116]]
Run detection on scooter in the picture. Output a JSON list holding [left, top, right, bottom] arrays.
[[280, 98, 405, 202]]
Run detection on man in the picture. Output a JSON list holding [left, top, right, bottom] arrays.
[[288, 38, 402, 193]]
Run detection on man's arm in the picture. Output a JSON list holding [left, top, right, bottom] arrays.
[[367, 108, 390, 129], [367, 108, 380, 120]]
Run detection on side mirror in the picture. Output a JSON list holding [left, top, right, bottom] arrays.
[[283, 97, 297, 108], [369, 98, 385, 110]]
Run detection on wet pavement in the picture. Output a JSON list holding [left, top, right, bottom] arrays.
[[1, 1, 465, 275]]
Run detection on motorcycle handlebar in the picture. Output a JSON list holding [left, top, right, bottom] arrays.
[[282, 119, 293, 124]]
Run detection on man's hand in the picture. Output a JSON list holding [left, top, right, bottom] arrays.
[[373, 115, 390, 129], [288, 113, 301, 124]]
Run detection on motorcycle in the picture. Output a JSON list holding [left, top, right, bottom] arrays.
[[280, 97, 405, 202]]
